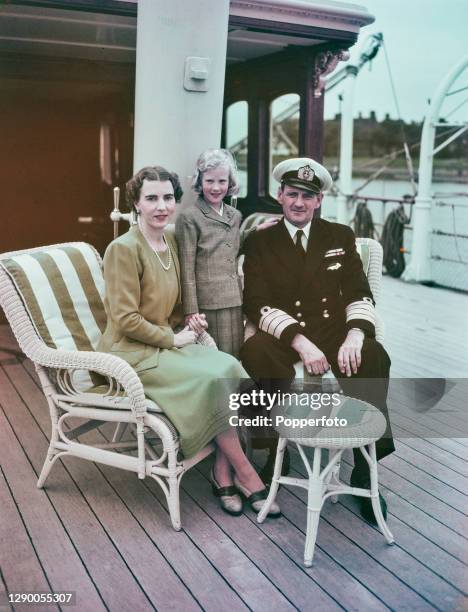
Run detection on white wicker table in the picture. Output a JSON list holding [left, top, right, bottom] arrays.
[[257, 394, 395, 566]]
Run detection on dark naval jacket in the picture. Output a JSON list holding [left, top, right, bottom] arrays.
[[242, 217, 376, 351]]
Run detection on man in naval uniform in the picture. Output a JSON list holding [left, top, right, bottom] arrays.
[[240, 157, 394, 523]]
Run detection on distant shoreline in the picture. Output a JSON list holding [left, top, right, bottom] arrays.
[[323, 157, 467, 184]]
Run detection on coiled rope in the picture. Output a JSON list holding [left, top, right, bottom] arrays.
[[380, 205, 409, 277], [352, 201, 377, 239]]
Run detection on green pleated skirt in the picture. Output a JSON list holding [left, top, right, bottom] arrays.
[[138, 344, 246, 457]]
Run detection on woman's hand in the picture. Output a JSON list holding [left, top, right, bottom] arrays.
[[185, 313, 208, 334], [174, 326, 197, 348]]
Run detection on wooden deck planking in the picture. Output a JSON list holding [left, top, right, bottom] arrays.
[[336, 491, 468, 595], [336, 454, 468, 564], [379, 277, 468, 379], [380, 452, 467, 515], [168, 474, 324, 611], [0, 409, 107, 612], [1, 274, 468, 611], [0, 366, 162, 612], [391, 416, 468, 460], [389, 391, 468, 443], [85, 441, 285, 612], [391, 438, 468, 493], [41, 378, 468, 603], [261, 482, 442, 610], [3, 360, 299, 612], [196, 452, 466, 610], [321, 451, 468, 575], [0, 468, 59, 612], [391, 415, 468, 462], [0, 362, 208, 612], [2, 352, 461, 611], [279, 450, 466, 610], [179, 467, 347, 611], [92, 463, 251, 612], [391, 432, 468, 479], [191, 461, 403, 611], [0, 571, 13, 612], [16, 360, 377, 612]]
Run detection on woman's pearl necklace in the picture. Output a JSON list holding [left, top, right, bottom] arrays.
[[138, 219, 172, 271], [153, 236, 172, 271]]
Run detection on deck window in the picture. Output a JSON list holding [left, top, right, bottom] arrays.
[[269, 93, 300, 197]]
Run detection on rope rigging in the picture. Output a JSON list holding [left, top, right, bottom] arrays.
[[351, 124, 463, 180], [382, 40, 418, 197], [331, 41, 467, 287]]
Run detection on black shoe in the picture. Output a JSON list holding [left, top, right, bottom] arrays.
[[210, 470, 243, 516], [259, 447, 290, 485], [350, 467, 387, 525], [233, 477, 281, 518]]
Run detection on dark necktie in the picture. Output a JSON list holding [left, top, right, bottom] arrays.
[[295, 229, 306, 259]]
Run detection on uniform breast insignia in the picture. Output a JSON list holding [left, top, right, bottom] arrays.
[[324, 248, 345, 258], [327, 262, 342, 270]]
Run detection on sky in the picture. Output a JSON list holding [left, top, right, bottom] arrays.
[[323, 0, 468, 123]]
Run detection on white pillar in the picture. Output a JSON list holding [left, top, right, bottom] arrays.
[[401, 143, 434, 283], [133, 0, 230, 203], [336, 66, 357, 225], [403, 54, 468, 283]]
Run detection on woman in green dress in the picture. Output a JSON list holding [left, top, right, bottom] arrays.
[[97, 166, 279, 517]]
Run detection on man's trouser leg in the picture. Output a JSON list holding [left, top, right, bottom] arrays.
[[327, 337, 395, 481]]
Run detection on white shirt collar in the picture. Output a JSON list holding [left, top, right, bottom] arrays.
[[283, 218, 311, 242]]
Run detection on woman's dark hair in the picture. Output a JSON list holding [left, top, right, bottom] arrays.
[[125, 166, 183, 212]]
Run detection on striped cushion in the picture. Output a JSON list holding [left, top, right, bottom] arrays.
[[0, 244, 106, 388]]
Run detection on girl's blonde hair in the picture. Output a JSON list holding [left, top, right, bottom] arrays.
[[191, 148, 239, 196]]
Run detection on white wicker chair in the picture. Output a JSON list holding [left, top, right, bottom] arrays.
[[239, 213, 394, 566], [0, 242, 215, 531]]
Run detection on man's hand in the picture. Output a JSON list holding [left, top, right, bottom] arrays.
[[338, 329, 365, 377], [185, 313, 208, 334], [291, 334, 329, 375]]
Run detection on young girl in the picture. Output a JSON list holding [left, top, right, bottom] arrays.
[[175, 149, 276, 358]]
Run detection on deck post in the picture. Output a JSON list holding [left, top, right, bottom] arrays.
[[403, 54, 468, 283], [336, 65, 358, 225], [133, 0, 230, 201]]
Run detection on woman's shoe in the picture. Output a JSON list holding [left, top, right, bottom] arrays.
[[233, 476, 281, 518], [211, 470, 243, 516]]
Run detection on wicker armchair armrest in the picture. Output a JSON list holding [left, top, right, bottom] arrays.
[[32, 345, 148, 417]]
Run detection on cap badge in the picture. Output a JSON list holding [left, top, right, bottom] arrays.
[[297, 165, 315, 182]]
